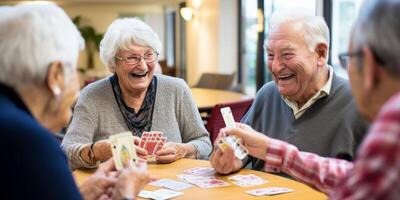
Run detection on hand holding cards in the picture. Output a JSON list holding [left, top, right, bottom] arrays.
[[109, 132, 137, 170], [217, 107, 248, 159], [139, 131, 167, 161]]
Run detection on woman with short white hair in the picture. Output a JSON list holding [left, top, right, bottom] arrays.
[[62, 18, 212, 169], [0, 3, 152, 200]]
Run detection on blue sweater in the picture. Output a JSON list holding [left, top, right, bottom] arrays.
[[0, 84, 82, 200]]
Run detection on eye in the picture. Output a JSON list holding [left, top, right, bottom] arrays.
[[126, 56, 140, 62], [144, 52, 155, 59], [267, 54, 274, 60], [282, 53, 294, 59]]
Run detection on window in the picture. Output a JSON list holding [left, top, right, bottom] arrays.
[[331, 0, 364, 78]]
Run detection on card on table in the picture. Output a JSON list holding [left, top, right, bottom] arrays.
[[149, 178, 193, 191], [190, 178, 230, 189], [229, 174, 268, 187], [138, 189, 183, 200], [109, 132, 137, 170], [246, 187, 294, 196], [183, 167, 216, 176]]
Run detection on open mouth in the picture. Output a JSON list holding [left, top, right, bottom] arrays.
[[130, 71, 148, 78], [278, 74, 295, 81]]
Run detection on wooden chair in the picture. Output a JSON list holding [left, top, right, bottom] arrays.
[[205, 98, 254, 145]]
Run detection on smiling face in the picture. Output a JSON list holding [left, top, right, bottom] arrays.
[[267, 21, 327, 103], [115, 45, 156, 95]]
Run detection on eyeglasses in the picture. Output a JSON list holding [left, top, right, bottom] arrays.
[[338, 51, 363, 69], [115, 50, 159, 66]]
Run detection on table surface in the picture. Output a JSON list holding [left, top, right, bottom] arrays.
[[73, 159, 327, 200], [190, 88, 251, 110]]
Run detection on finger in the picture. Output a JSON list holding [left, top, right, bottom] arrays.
[[98, 158, 116, 172], [156, 147, 176, 156], [135, 146, 148, 156], [156, 154, 177, 163], [133, 136, 141, 145]]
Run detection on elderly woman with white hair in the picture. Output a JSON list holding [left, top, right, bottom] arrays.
[[62, 18, 212, 169], [0, 3, 152, 200]]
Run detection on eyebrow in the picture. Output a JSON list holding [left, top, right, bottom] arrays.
[[266, 45, 295, 54]]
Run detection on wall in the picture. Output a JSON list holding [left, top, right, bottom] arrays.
[[185, 0, 238, 86], [62, 3, 166, 77]]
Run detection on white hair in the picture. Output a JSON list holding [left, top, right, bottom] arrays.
[[0, 3, 84, 88], [100, 18, 162, 73], [269, 12, 330, 52]]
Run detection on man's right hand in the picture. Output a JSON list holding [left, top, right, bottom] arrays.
[[210, 146, 243, 175]]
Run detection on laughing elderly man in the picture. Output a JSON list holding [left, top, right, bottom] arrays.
[[211, 13, 368, 174]]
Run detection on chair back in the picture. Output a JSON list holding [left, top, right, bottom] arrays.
[[195, 72, 235, 90], [205, 98, 254, 144]]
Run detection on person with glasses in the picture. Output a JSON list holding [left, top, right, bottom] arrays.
[[62, 18, 212, 170], [214, 0, 400, 199], [211, 12, 368, 175]]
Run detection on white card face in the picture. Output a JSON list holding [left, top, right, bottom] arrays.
[[220, 107, 236, 129], [218, 136, 248, 160], [151, 189, 183, 200], [149, 179, 193, 191], [183, 167, 216, 176], [109, 132, 137, 170]]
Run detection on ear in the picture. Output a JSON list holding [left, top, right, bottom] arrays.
[[362, 47, 380, 92], [315, 43, 328, 67], [46, 61, 65, 96]]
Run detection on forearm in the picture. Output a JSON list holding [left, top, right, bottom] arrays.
[[264, 138, 353, 194]]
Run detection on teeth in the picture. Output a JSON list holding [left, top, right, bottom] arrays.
[[132, 71, 147, 76], [278, 74, 293, 79]]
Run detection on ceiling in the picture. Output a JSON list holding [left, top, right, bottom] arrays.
[[0, 0, 182, 5]]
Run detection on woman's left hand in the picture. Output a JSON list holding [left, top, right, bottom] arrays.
[[155, 142, 193, 164]]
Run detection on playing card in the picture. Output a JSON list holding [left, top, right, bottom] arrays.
[[139, 131, 167, 162], [183, 167, 216, 176], [217, 136, 248, 160], [229, 174, 267, 187], [149, 179, 193, 191], [109, 132, 137, 170], [232, 180, 267, 187], [220, 107, 236, 128], [151, 189, 183, 200], [246, 187, 294, 196], [190, 178, 230, 189], [228, 174, 264, 182], [176, 174, 214, 183]]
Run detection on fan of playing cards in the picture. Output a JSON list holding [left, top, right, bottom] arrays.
[[139, 131, 167, 162], [217, 107, 249, 159]]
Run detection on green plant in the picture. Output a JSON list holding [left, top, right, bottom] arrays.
[[72, 16, 103, 70]]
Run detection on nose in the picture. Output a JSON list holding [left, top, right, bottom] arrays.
[[269, 56, 284, 72]]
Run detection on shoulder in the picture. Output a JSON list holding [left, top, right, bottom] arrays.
[[254, 81, 280, 101], [155, 74, 190, 93], [77, 76, 113, 104]]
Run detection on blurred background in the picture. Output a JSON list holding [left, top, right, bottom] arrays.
[[0, 0, 364, 96]]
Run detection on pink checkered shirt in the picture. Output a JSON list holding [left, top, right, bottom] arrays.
[[264, 92, 400, 199]]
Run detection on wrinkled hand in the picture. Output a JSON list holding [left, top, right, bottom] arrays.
[[79, 159, 117, 200], [133, 136, 148, 159], [210, 132, 243, 174], [112, 159, 155, 200], [93, 139, 113, 162], [155, 142, 188, 164], [221, 123, 270, 159]]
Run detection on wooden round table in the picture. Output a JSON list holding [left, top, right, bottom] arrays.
[[190, 88, 251, 111], [74, 159, 327, 200]]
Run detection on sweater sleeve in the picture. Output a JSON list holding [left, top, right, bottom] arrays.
[[176, 80, 212, 159], [61, 86, 99, 170]]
